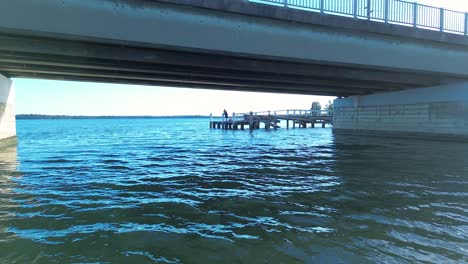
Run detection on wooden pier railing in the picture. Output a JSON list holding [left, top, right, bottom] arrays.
[[210, 109, 333, 130]]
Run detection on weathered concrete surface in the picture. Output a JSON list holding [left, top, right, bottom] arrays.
[[155, 0, 468, 47], [0, 74, 17, 148], [333, 83, 468, 140], [0, 0, 468, 82], [0, 145, 17, 168]]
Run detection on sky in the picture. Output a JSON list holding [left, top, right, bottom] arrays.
[[416, 0, 468, 11], [11, 0, 466, 116], [13, 78, 334, 116]]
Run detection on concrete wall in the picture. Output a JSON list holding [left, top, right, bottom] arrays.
[[0, 74, 16, 148], [333, 82, 468, 140]]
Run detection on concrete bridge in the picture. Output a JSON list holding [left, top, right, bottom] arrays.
[[1, 0, 468, 146]]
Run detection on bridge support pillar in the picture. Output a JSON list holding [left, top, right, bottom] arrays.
[[333, 82, 468, 141], [0, 74, 17, 148]]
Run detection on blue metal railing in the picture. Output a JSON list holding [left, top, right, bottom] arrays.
[[251, 0, 468, 35]]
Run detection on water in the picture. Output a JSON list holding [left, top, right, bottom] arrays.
[[0, 118, 467, 263]]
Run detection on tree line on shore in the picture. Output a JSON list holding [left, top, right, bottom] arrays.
[[311, 100, 333, 111], [16, 114, 210, 120]]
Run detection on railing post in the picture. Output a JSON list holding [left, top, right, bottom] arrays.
[[413, 2, 417, 28], [353, 0, 358, 19], [367, 0, 371, 20], [320, 0, 324, 14], [465, 12, 468, 36], [440, 8, 444, 32], [283, 0, 287, 8], [384, 0, 389, 23]]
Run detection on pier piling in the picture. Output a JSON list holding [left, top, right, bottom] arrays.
[[209, 109, 332, 131]]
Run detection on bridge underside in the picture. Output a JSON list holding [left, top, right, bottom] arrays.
[[1, 0, 468, 96], [0, 33, 457, 97]]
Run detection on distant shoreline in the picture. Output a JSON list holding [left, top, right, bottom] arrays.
[[16, 114, 211, 120]]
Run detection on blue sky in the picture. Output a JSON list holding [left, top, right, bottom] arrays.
[[11, 0, 466, 116], [13, 78, 334, 116], [416, 0, 468, 11]]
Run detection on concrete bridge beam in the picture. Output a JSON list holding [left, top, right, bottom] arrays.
[[333, 82, 468, 140], [0, 74, 16, 148]]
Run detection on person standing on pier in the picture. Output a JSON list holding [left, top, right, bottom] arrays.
[[223, 109, 228, 120]]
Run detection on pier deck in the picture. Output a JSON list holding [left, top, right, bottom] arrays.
[[210, 110, 332, 130]]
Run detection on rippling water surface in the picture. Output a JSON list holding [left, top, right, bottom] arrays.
[[0, 118, 467, 263]]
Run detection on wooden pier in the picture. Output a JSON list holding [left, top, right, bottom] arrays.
[[210, 109, 332, 130]]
